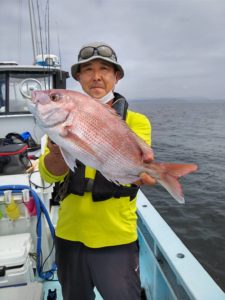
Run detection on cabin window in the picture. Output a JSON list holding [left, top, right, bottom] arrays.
[[8, 73, 53, 113], [0, 74, 6, 113]]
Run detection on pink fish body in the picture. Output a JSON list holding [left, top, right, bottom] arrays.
[[29, 89, 198, 203]]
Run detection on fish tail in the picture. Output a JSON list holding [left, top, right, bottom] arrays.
[[146, 162, 198, 204]]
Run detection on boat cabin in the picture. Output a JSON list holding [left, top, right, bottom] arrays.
[[0, 59, 69, 140]]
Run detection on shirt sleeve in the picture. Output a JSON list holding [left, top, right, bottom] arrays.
[[126, 110, 152, 146]]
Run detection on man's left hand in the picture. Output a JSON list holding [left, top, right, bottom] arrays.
[[135, 173, 156, 186], [134, 155, 156, 186]]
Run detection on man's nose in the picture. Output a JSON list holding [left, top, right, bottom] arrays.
[[92, 70, 101, 80]]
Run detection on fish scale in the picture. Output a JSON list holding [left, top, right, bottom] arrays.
[[75, 112, 116, 163]]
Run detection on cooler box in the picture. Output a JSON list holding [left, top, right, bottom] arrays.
[[0, 233, 35, 287]]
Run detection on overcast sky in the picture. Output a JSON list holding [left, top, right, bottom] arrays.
[[1, 0, 225, 100]]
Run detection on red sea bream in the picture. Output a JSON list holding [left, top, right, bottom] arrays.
[[29, 89, 198, 203]]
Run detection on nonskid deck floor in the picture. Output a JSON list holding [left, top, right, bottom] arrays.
[[0, 279, 103, 300], [43, 279, 103, 300]]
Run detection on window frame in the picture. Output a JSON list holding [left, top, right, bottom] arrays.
[[0, 71, 53, 115]]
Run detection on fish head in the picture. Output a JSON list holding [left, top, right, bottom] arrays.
[[28, 89, 79, 128]]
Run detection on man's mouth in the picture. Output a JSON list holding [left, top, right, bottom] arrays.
[[91, 85, 104, 89]]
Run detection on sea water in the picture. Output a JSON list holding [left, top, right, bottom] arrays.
[[129, 99, 225, 291]]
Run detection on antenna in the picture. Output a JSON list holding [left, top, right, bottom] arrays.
[[28, 0, 38, 62]]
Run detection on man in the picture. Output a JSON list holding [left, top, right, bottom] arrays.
[[39, 42, 155, 300]]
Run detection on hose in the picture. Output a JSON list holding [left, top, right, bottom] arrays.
[[0, 185, 56, 280]]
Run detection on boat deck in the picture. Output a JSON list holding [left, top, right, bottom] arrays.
[[0, 280, 103, 300], [0, 174, 225, 300], [42, 278, 62, 300], [43, 280, 103, 300]]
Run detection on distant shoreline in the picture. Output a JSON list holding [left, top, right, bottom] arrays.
[[129, 98, 225, 103]]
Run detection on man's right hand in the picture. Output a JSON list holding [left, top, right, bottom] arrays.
[[47, 138, 62, 156], [44, 138, 69, 176]]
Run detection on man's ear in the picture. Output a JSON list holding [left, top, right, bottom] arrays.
[[115, 71, 121, 83], [75, 72, 80, 81]]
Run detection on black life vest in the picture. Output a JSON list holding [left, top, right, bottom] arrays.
[[58, 93, 139, 202]]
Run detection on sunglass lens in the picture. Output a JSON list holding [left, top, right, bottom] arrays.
[[97, 46, 113, 57], [79, 47, 95, 59]]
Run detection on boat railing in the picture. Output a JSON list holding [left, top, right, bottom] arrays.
[[137, 190, 225, 300]]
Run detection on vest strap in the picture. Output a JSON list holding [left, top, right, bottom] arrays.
[[64, 161, 139, 202], [92, 171, 139, 201]]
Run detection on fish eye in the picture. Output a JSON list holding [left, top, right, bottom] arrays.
[[50, 93, 62, 102]]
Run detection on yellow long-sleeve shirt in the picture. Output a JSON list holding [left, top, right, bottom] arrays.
[[39, 109, 151, 248]]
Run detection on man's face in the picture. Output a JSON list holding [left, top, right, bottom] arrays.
[[76, 59, 121, 99]]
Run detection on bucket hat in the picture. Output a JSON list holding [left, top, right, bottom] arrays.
[[71, 42, 124, 80]]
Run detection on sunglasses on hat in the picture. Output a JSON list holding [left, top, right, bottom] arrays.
[[78, 45, 117, 61]]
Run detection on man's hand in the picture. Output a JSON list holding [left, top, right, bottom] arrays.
[[44, 138, 69, 176], [47, 138, 62, 156], [134, 155, 156, 186], [138, 173, 156, 186]]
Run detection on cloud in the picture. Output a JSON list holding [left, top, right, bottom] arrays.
[[1, 0, 225, 99]]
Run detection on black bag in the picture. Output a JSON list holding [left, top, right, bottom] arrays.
[[5, 132, 41, 152], [0, 143, 31, 175]]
